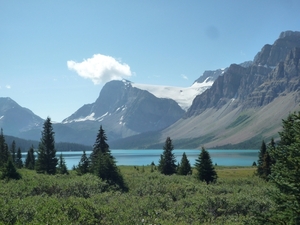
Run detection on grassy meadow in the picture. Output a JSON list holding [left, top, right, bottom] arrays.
[[0, 166, 273, 224]]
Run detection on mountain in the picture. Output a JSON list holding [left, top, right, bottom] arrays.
[[60, 80, 186, 144], [131, 79, 214, 111], [159, 30, 300, 148], [0, 97, 43, 137]]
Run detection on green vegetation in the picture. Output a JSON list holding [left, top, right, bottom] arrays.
[[0, 166, 273, 224], [35, 117, 58, 174], [177, 152, 192, 175], [226, 114, 251, 129], [1, 110, 300, 223], [195, 147, 217, 184], [158, 137, 177, 175], [260, 112, 300, 224]]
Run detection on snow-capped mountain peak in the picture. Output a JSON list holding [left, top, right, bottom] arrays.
[[131, 79, 213, 111]]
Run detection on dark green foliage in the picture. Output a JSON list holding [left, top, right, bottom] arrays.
[[57, 153, 69, 175], [35, 117, 58, 174], [25, 146, 35, 170], [263, 112, 300, 223], [76, 150, 90, 175], [0, 168, 274, 224], [90, 125, 126, 190], [0, 129, 10, 168], [0, 159, 21, 180], [257, 140, 266, 175], [158, 137, 177, 175], [256, 140, 273, 180], [177, 152, 192, 175], [15, 147, 23, 169], [10, 140, 16, 165], [90, 125, 109, 171], [195, 147, 217, 184]]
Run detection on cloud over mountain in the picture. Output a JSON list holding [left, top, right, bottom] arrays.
[[67, 54, 132, 84]]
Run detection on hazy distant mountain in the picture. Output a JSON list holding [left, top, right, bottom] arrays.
[[0, 97, 43, 137]]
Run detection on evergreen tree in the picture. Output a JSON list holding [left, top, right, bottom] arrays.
[[264, 112, 300, 223], [256, 140, 266, 177], [158, 137, 177, 175], [10, 140, 16, 165], [25, 146, 35, 170], [194, 147, 217, 184], [257, 139, 275, 180], [90, 125, 126, 190], [178, 152, 192, 175], [35, 117, 58, 174], [15, 147, 23, 169], [57, 153, 68, 175], [90, 125, 110, 172], [77, 150, 90, 175], [0, 129, 10, 168], [1, 159, 21, 180]]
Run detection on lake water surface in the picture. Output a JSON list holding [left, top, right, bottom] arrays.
[[58, 149, 259, 169]]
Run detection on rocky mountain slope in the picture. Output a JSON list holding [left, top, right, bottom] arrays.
[[160, 31, 300, 148]]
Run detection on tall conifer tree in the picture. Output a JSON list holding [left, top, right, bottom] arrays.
[[195, 147, 217, 184], [35, 117, 58, 174], [158, 137, 177, 175]]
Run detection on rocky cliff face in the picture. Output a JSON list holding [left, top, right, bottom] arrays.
[[186, 31, 300, 118], [246, 47, 300, 107], [253, 31, 300, 67]]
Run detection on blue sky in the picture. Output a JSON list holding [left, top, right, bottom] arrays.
[[1, 0, 300, 122]]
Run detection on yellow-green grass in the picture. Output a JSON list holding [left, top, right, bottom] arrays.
[[119, 165, 256, 179]]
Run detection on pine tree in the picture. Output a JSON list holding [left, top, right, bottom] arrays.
[[256, 140, 266, 177], [90, 125, 126, 190], [1, 159, 21, 180], [15, 147, 23, 169], [263, 112, 300, 223], [10, 140, 17, 165], [35, 117, 58, 174], [77, 150, 90, 175], [256, 139, 274, 180], [25, 146, 35, 170], [90, 125, 110, 172], [158, 137, 177, 175], [0, 129, 10, 168], [195, 147, 217, 184], [178, 152, 192, 175], [57, 153, 68, 175]]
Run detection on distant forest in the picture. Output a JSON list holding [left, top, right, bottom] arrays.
[[4, 135, 92, 152]]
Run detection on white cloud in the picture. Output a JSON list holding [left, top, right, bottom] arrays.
[[181, 74, 188, 80], [67, 54, 132, 84], [5, 85, 11, 89]]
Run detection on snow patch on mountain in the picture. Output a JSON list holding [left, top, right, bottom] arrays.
[[132, 79, 213, 111]]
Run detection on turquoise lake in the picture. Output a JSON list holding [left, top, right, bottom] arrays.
[[56, 149, 259, 169]]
